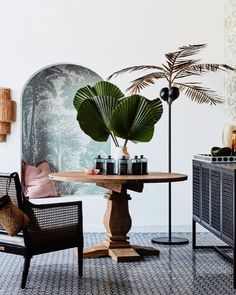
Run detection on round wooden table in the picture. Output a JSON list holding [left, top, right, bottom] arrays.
[[49, 172, 187, 262]]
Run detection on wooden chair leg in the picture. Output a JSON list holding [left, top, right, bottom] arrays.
[[21, 256, 31, 289], [78, 247, 83, 278]]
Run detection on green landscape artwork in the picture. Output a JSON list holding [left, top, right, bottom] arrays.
[[22, 64, 110, 195]]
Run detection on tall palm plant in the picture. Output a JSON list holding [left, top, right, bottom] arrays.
[[108, 44, 235, 246], [108, 44, 234, 104]]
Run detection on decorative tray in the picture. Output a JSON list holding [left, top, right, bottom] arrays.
[[193, 154, 236, 164]]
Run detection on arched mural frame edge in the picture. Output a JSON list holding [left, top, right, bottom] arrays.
[[21, 63, 110, 196]]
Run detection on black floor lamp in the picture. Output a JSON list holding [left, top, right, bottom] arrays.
[[151, 87, 189, 245]]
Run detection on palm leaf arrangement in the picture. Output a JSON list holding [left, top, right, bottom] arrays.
[[73, 81, 163, 147], [108, 44, 235, 105]]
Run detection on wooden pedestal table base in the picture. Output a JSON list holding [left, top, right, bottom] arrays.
[[49, 172, 187, 263], [83, 189, 160, 262]]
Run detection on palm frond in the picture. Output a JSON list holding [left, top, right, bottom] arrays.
[[107, 65, 165, 80], [172, 60, 203, 80], [165, 44, 206, 73], [127, 72, 166, 94], [172, 59, 200, 73], [183, 63, 235, 73], [174, 63, 235, 81], [174, 82, 223, 105], [162, 64, 170, 72], [166, 44, 206, 63], [174, 70, 202, 79]]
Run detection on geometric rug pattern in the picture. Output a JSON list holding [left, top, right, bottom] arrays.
[[0, 233, 236, 295]]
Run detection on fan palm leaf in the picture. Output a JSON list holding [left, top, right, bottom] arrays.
[[73, 85, 96, 110], [77, 98, 111, 142], [74, 82, 163, 146], [93, 81, 124, 99], [77, 95, 120, 142], [148, 98, 163, 123], [110, 95, 156, 142], [74, 81, 123, 111]]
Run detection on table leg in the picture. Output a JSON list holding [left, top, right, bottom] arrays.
[[84, 188, 160, 262]]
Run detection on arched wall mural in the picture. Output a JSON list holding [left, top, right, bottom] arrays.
[[22, 64, 110, 195]]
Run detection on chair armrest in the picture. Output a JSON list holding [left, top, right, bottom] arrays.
[[24, 197, 82, 209], [28, 195, 82, 206]]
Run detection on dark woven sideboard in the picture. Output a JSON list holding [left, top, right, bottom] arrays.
[[192, 159, 236, 288]]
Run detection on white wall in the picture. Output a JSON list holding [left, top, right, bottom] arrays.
[[0, 0, 226, 232]]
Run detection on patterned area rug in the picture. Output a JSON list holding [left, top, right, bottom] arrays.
[[0, 232, 236, 295]]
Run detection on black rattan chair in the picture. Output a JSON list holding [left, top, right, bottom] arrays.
[[0, 172, 83, 289]]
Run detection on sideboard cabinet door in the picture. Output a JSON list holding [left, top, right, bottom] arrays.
[[193, 160, 235, 247], [222, 171, 234, 245], [201, 165, 210, 227], [193, 161, 201, 221], [210, 169, 221, 235]]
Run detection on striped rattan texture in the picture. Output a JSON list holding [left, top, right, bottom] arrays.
[[24, 201, 82, 252], [0, 174, 19, 206], [0, 174, 19, 232]]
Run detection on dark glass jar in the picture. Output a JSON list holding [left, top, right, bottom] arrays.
[[131, 155, 141, 175], [104, 156, 115, 175], [118, 156, 128, 175], [140, 155, 148, 174], [93, 155, 104, 174]]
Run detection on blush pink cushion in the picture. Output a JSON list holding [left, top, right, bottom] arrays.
[[22, 161, 60, 199]]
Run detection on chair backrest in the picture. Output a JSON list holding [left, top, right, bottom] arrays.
[[0, 172, 25, 232], [0, 173, 24, 222]]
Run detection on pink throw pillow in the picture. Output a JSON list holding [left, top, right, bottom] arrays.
[[22, 161, 60, 199]]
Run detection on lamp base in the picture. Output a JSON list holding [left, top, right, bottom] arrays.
[[151, 237, 189, 245]]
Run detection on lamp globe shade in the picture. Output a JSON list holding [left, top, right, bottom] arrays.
[[169, 87, 180, 101], [160, 87, 169, 101]]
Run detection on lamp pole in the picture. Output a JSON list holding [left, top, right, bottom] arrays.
[[151, 87, 189, 245]]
